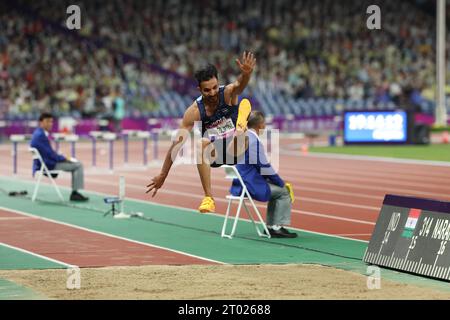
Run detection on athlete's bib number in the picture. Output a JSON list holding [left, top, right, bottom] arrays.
[[207, 118, 235, 141]]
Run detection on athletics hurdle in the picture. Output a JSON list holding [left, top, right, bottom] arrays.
[[53, 133, 79, 158], [10, 134, 31, 175], [0, 120, 6, 143], [121, 129, 160, 169], [89, 131, 117, 173]]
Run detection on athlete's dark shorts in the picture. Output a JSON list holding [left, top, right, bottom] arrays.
[[210, 137, 240, 168]]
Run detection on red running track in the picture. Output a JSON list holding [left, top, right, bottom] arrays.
[[1, 139, 450, 242]]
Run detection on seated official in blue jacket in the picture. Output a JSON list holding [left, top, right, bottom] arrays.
[[230, 111, 297, 238], [30, 113, 89, 202]]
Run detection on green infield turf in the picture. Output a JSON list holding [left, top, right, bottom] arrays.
[[310, 144, 450, 162]]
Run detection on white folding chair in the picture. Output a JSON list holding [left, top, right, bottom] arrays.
[[29, 147, 64, 202], [221, 165, 271, 239]]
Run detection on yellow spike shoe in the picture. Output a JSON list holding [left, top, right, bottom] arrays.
[[236, 98, 252, 131], [198, 196, 215, 213]]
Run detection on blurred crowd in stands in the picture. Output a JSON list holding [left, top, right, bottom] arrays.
[[0, 0, 449, 120]]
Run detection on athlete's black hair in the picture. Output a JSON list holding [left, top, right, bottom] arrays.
[[194, 64, 218, 86]]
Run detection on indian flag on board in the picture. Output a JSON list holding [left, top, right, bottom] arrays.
[[402, 208, 422, 238]]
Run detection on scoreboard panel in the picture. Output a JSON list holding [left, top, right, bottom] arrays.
[[364, 194, 450, 281], [343, 110, 408, 144]]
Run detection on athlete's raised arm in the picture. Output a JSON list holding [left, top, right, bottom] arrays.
[[224, 51, 257, 105]]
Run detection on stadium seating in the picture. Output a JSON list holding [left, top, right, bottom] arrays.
[[1, 0, 449, 122]]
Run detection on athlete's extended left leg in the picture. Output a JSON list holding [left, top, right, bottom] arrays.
[[197, 138, 216, 213]]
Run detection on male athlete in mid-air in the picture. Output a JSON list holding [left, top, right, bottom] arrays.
[[146, 51, 256, 213]]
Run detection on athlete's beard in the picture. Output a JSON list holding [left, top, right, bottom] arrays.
[[206, 95, 218, 104]]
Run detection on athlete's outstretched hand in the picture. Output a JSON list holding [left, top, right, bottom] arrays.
[[146, 173, 166, 197], [236, 51, 256, 75]]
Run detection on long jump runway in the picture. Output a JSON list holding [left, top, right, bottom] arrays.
[[0, 140, 449, 278]]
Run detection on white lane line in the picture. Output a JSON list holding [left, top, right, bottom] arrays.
[[122, 168, 450, 202], [334, 233, 372, 237], [281, 150, 450, 167]]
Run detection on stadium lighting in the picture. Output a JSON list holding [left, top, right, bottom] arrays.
[[436, 0, 447, 127]]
